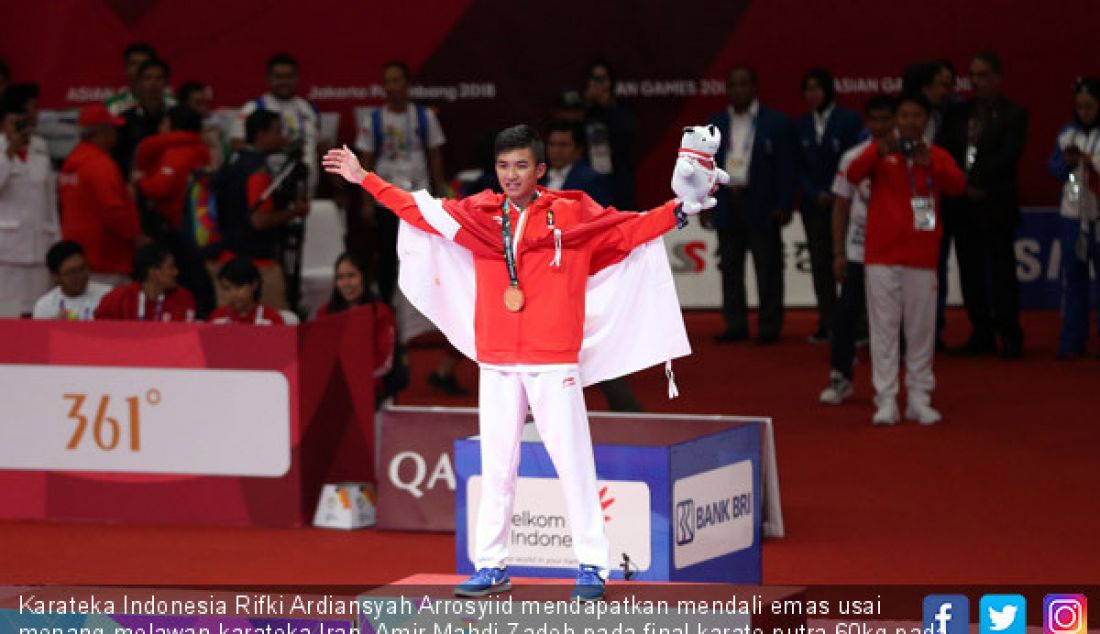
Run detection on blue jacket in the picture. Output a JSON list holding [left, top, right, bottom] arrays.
[[1049, 122, 1099, 183], [561, 158, 613, 207], [794, 105, 862, 211], [708, 104, 796, 229]]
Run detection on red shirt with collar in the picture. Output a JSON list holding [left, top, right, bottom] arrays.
[[94, 283, 196, 322], [846, 140, 966, 269], [209, 303, 285, 325], [362, 173, 678, 364]]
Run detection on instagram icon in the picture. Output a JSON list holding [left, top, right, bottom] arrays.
[[1044, 595, 1087, 634]]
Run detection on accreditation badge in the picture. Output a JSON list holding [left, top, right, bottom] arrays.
[[911, 196, 936, 231], [726, 156, 749, 187]]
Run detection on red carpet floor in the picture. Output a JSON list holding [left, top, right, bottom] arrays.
[[3, 309, 1098, 585]]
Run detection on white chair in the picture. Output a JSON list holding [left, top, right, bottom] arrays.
[[299, 199, 345, 314]]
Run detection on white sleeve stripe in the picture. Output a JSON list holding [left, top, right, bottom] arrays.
[[412, 190, 460, 241]]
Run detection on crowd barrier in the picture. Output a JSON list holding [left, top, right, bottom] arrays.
[[0, 309, 377, 527]]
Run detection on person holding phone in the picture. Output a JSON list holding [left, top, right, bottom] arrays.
[[846, 93, 966, 425]]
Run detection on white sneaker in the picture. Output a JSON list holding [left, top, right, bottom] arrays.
[[872, 400, 900, 425], [906, 401, 942, 425], [819, 370, 853, 405]]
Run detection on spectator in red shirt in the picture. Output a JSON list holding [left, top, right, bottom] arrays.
[[59, 104, 141, 287], [95, 242, 195, 322], [135, 106, 211, 230], [316, 252, 399, 401], [208, 256, 284, 325], [134, 105, 216, 318], [846, 92, 966, 426]]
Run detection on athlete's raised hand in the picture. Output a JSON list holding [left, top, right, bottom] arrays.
[[323, 145, 368, 184]]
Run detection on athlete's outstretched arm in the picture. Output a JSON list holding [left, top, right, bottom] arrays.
[[323, 145, 441, 235]]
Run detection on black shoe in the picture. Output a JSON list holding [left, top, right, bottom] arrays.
[[807, 329, 830, 344], [1000, 335, 1023, 360], [950, 335, 997, 357], [754, 333, 780, 345], [714, 330, 749, 343], [428, 372, 470, 396]]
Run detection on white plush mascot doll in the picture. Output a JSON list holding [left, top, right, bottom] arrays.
[[672, 125, 730, 214]]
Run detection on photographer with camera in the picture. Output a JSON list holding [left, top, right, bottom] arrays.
[[845, 92, 966, 425], [210, 109, 308, 311], [231, 53, 319, 196], [0, 83, 58, 316]]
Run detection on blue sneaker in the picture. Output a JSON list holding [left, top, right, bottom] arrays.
[[570, 564, 605, 602], [454, 567, 510, 597]]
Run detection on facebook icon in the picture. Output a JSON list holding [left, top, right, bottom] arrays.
[[924, 595, 970, 634]]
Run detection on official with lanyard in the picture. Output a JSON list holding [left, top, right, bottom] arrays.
[[845, 92, 966, 426], [93, 244, 196, 322]]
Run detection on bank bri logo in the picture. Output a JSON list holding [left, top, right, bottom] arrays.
[[676, 499, 695, 544], [924, 595, 970, 634], [675, 491, 752, 546]]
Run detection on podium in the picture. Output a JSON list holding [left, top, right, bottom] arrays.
[[455, 415, 769, 583], [0, 309, 377, 527]]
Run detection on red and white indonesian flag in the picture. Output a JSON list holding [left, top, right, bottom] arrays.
[[397, 191, 691, 387]]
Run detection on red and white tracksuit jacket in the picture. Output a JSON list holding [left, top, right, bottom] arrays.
[[362, 172, 680, 364]]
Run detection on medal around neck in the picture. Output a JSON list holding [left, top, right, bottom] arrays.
[[500, 198, 529, 312], [504, 285, 525, 312]]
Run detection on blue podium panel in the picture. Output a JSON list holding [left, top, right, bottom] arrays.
[[455, 416, 762, 583], [669, 427, 762, 582]]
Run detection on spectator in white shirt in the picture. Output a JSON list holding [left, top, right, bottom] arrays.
[[231, 53, 319, 194], [0, 84, 58, 316], [819, 95, 897, 404], [354, 60, 448, 304], [354, 61, 465, 396], [33, 240, 110, 320]]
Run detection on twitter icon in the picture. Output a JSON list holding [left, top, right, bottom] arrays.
[[981, 595, 1027, 634]]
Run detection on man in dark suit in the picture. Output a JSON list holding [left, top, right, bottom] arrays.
[[707, 65, 797, 344], [795, 68, 863, 342], [584, 61, 638, 210], [542, 119, 640, 412], [939, 51, 1028, 358], [543, 119, 613, 206]]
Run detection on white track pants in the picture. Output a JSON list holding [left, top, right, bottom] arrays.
[[865, 265, 937, 408], [474, 364, 610, 575]]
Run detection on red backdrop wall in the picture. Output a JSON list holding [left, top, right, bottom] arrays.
[[4, 0, 1092, 207]]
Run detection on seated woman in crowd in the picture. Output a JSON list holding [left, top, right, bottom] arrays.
[[316, 252, 397, 400], [208, 256, 284, 325]]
